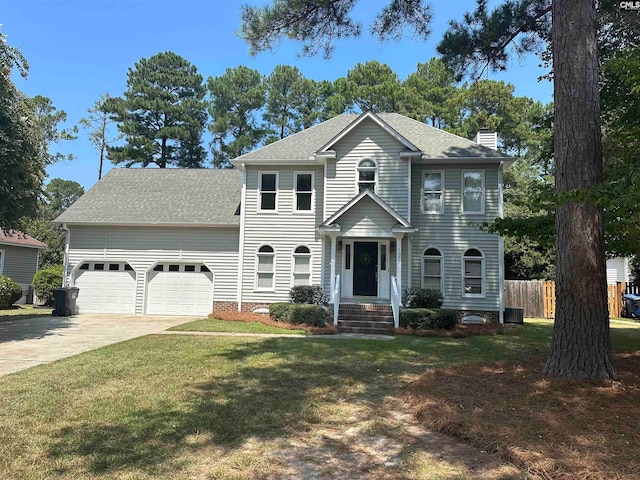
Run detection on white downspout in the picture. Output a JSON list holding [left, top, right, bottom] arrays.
[[498, 162, 505, 324], [237, 164, 247, 312], [61, 223, 71, 287]]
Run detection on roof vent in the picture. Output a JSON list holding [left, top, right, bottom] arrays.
[[473, 128, 498, 150]]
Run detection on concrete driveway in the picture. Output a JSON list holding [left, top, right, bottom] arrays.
[[0, 314, 197, 377]]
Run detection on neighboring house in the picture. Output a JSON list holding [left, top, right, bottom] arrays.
[[55, 111, 513, 325], [0, 230, 47, 304], [606, 257, 632, 285]]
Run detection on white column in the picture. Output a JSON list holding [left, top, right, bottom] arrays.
[[394, 233, 404, 294], [330, 234, 337, 303]]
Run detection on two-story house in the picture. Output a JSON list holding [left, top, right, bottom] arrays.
[[56, 111, 512, 326]]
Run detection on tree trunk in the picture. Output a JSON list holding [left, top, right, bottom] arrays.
[[544, 0, 615, 379]]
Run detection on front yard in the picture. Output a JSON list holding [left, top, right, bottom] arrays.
[[0, 319, 638, 479]]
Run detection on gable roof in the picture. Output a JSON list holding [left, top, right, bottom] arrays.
[[319, 189, 415, 230], [0, 230, 47, 249], [233, 111, 507, 164], [55, 168, 242, 226]]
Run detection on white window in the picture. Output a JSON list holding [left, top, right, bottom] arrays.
[[462, 170, 484, 213], [259, 172, 278, 211], [294, 172, 313, 212], [422, 248, 443, 292], [292, 246, 311, 286], [357, 159, 377, 192], [463, 248, 484, 296], [0, 249, 4, 275], [256, 245, 275, 290], [422, 171, 444, 213]]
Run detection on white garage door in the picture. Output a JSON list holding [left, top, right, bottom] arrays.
[[74, 262, 136, 314], [146, 263, 213, 316]]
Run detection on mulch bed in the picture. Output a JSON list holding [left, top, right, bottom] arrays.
[[394, 322, 503, 338], [405, 352, 640, 479], [210, 310, 339, 334]]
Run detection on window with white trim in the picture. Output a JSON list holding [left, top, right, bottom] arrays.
[[462, 170, 484, 213], [256, 245, 275, 290], [422, 171, 444, 213], [0, 249, 4, 275], [463, 248, 484, 296], [357, 159, 377, 192], [294, 172, 313, 212], [259, 172, 278, 211], [422, 248, 443, 292], [292, 246, 311, 286]]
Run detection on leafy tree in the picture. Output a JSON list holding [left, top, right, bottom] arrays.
[[0, 29, 44, 231], [107, 51, 207, 168], [239, 0, 616, 380], [28, 95, 78, 164], [22, 179, 84, 268], [79, 94, 122, 179], [207, 66, 266, 167]]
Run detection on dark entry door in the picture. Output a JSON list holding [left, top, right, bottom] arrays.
[[353, 242, 378, 296]]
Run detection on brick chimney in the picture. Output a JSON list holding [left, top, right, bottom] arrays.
[[473, 128, 498, 150]]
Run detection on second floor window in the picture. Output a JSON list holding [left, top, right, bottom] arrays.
[[422, 171, 444, 213], [357, 159, 377, 192], [259, 172, 278, 211], [462, 170, 484, 213], [295, 172, 313, 211]]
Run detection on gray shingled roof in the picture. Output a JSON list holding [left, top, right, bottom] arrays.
[[55, 168, 242, 225], [234, 112, 506, 162]]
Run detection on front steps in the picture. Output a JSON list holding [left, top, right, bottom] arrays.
[[337, 303, 394, 335]]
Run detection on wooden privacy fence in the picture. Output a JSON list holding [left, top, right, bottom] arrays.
[[505, 280, 634, 319]]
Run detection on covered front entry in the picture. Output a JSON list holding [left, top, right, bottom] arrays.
[[353, 242, 378, 296]]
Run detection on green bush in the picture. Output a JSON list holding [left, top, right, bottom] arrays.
[[269, 302, 329, 327], [399, 308, 457, 330], [289, 285, 328, 305], [32, 265, 63, 306], [405, 287, 444, 308], [0, 275, 23, 309], [269, 302, 292, 322]]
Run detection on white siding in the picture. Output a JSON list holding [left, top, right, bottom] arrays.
[[325, 118, 409, 218], [410, 163, 501, 311], [241, 166, 325, 304], [606, 257, 631, 284], [68, 225, 239, 314]]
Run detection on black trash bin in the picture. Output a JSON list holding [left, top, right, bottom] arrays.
[[623, 293, 640, 318], [53, 287, 79, 316]]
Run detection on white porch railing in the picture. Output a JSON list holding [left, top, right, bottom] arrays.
[[391, 275, 400, 328], [333, 273, 341, 326]]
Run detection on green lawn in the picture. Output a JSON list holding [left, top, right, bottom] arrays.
[[169, 316, 308, 334], [0, 319, 638, 479], [0, 306, 52, 323]]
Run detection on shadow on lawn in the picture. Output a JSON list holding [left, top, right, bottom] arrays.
[[47, 329, 554, 476]]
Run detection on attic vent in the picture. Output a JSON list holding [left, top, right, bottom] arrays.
[[473, 128, 498, 150]]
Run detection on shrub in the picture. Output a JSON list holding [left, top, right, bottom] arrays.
[[289, 285, 328, 305], [399, 308, 457, 330], [0, 275, 23, 309], [269, 302, 329, 327], [269, 302, 292, 322], [405, 287, 444, 308], [288, 304, 330, 327], [33, 265, 63, 306]]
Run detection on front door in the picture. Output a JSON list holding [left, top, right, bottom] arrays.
[[353, 242, 378, 296]]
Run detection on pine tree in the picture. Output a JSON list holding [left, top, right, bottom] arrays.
[[107, 51, 207, 168]]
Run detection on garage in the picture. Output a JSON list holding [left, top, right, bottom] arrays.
[[146, 263, 213, 316], [74, 262, 136, 314]]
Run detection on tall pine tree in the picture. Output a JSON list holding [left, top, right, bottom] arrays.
[[108, 51, 207, 168]]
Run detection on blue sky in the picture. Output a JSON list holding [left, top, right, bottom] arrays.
[[4, 0, 553, 191]]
